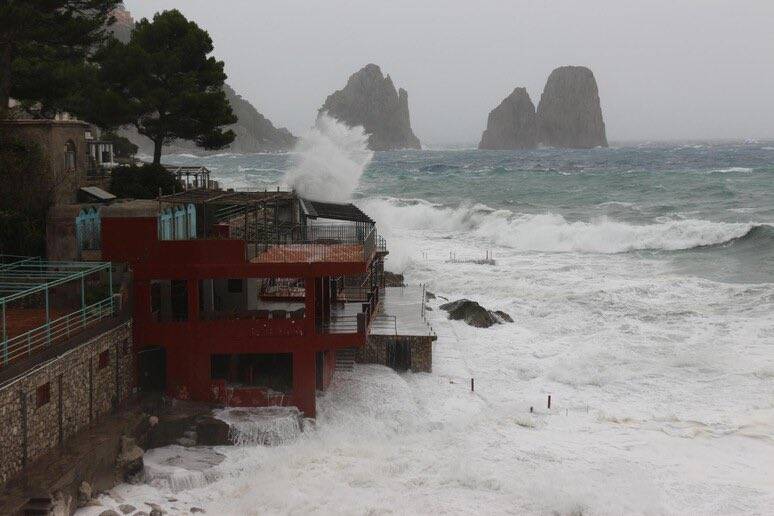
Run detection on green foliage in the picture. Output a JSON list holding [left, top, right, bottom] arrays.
[[0, 135, 56, 255], [0, 0, 121, 118], [109, 164, 183, 199], [101, 130, 138, 159], [96, 9, 236, 164]]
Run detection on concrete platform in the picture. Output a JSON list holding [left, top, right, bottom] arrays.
[[370, 286, 435, 337]]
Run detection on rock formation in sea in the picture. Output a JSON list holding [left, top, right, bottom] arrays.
[[439, 299, 513, 328], [320, 64, 421, 151], [478, 87, 538, 150], [111, 4, 297, 155], [536, 66, 608, 148]]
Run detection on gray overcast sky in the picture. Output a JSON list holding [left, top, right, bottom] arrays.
[[124, 0, 774, 144]]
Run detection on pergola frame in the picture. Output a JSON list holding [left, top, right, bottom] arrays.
[[0, 255, 113, 366]]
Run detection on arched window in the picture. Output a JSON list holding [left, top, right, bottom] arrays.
[[64, 140, 77, 171]]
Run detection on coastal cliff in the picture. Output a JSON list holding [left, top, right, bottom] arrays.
[[320, 64, 421, 151], [111, 4, 297, 155], [536, 66, 607, 148], [478, 87, 538, 150]]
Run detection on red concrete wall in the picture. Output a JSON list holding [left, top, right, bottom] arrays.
[[101, 216, 370, 418]]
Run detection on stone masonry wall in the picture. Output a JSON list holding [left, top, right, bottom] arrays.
[[0, 322, 133, 486], [357, 334, 434, 373]]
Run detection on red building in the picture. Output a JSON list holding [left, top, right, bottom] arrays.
[[100, 190, 386, 418]]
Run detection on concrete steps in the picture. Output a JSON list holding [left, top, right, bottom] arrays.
[[335, 348, 356, 371]]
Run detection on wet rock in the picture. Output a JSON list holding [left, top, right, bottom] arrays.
[[195, 415, 232, 446], [150, 510, 164, 516], [78, 481, 93, 507], [439, 299, 499, 328], [439, 299, 511, 328], [425, 291, 436, 300], [118, 504, 136, 514], [493, 310, 514, 323], [99, 511, 121, 516], [537, 66, 607, 148], [383, 271, 405, 287], [116, 436, 144, 480], [320, 63, 421, 150], [479, 87, 538, 150], [191, 508, 206, 514]]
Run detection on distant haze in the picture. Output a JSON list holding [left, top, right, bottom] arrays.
[[124, 0, 774, 144]]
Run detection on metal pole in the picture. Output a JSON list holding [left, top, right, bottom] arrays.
[[45, 285, 50, 346], [81, 273, 86, 326], [108, 265, 114, 316], [2, 300, 6, 365]]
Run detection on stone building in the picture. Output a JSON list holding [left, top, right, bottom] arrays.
[[0, 119, 116, 203]]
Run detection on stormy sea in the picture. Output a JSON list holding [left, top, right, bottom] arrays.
[[85, 121, 774, 514]]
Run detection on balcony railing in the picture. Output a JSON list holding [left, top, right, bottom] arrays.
[[1, 297, 115, 367]]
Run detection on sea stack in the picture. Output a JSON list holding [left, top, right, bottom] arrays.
[[536, 66, 608, 148], [320, 64, 421, 151], [478, 87, 538, 150]]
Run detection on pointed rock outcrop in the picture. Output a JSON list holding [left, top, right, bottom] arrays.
[[478, 87, 538, 150], [536, 66, 607, 148], [320, 64, 421, 151]]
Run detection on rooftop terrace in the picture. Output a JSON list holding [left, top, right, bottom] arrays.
[[0, 256, 116, 369]]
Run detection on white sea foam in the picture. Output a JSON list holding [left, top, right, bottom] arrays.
[[713, 167, 753, 173], [283, 114, 373, 202], [359, 197, 753, 254]]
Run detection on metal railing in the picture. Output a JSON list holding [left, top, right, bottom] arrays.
[[377, 235, 387, 254], [1, 297, 115, 367], [248, 225, 378, 264]]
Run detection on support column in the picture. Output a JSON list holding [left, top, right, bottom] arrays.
[[187, 279, 199, 321], [292, 350, 316, 418], [322, 277, 330, 323], [304, 277, 316, 335]]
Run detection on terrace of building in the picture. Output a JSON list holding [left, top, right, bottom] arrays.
[[0, 255, 120, 383]]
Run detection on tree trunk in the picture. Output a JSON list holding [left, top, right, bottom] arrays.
[[0, 42, 12, 120], [153, 137, 163, 166]]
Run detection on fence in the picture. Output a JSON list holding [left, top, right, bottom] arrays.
[[2, 297, 115, 367]]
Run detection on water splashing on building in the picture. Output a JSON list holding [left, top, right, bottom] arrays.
[[283, 113, 373, 202]]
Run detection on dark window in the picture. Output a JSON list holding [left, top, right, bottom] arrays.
[[227, 279, 243, 293], [211, 353, 292, 392], [98, 349, 110, 369], [64, 140, 77, 170], [36, 383, 51, 408]]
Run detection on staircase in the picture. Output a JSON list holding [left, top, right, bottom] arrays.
[[20, 497, 53, 515], [335, 347, 357, 371]]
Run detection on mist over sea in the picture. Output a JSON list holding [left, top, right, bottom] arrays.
[[108, 140, 774, 514]]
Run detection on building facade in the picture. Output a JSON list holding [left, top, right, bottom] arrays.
[[100, 191, 386, 418], [0, 119, 116, 203]]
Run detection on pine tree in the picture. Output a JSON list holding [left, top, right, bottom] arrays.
[[0, 0, 120, 118], [96, 9, 236, 165]]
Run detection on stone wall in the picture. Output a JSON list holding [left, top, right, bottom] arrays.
[[0, 322, 133, 486], [356, 334, 434, 373]]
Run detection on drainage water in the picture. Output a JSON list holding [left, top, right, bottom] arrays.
[[213, 406, 303, 446]]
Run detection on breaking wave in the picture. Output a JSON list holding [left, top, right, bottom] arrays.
[[283, 113, 372, 202], [359, 197, 769, 254]]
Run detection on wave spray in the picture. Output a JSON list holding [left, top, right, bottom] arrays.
[[283, 113, 373, 202]]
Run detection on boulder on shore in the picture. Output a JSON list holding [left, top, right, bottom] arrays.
[[439, 299, 512, 328], [479, 87, 538, 150], [383, 271, 405, 287], [536, 66, 608, 149], [320, 64, 421, 151]]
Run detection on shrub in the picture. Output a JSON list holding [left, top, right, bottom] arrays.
[[109, 164, 183, 199]]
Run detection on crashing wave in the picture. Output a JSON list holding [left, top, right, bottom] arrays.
[[359, 197, 770, 254]]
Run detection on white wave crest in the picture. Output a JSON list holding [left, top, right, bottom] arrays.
[[283, 114, 373, 202], [359, 197, 754, 254]]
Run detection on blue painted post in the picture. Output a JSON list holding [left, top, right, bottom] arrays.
[[2, 300, 6, 365], [45, 285, 50, 347], [81, 273, 86, 326], [108, 265, 114, 316]]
